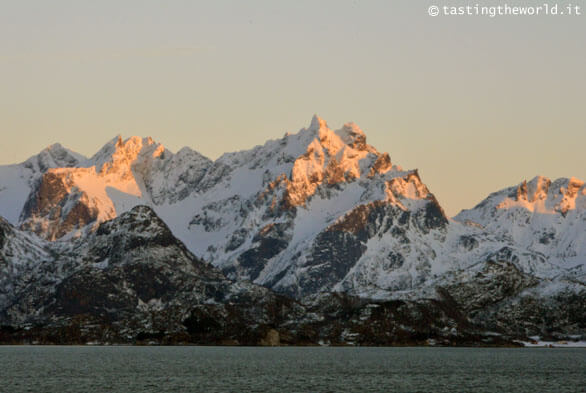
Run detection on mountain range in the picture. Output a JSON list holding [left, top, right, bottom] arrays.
[[0, 116, 584, 345]]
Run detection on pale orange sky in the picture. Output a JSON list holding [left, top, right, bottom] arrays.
[[0, 1, 584, 216]]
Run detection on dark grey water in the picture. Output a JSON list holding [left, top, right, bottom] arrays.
[[0, 346, 584, 393]]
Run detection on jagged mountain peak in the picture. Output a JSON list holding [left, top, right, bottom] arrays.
[[277, 117, 389, 207], [335, 122, 367, 149], [92, 134, 163, 158], [301, 115, 372, 151], [23, 142, 87, 172], [40, 142, 83, 158], [457, 175, 585, 219], [308, 114, 328, 132], [45, 142, 66, 152], [92, 205, 190, 256], [514, 175, 584, 204], [91, 135, 165, 174], [505, 176, 584, 215], [106, 204, 160, 222], [518, 175, 552, 202], [97, 205, 168, 235]]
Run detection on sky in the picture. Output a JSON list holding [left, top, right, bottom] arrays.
[[0, 0, 584, 216]]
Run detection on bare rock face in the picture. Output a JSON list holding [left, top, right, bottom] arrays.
[[19, 169, 108, 240], [0, 217, 9, 249]]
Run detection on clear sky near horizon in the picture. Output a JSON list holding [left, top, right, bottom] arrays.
[[0, 0, 584, 216]]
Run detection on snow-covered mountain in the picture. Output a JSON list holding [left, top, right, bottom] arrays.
[[0, 116, 586, 340], [0, 116, 449, 297], [0, 116, 584, 310], [455, 176, 586, 275]]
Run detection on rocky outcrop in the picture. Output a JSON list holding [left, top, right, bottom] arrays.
[[19, 169, 108, 240]]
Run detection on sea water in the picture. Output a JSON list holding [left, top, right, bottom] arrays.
[[0, 346, 584, 392]]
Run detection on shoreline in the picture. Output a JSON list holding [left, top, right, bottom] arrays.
[[1, 342, 585, 348]]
